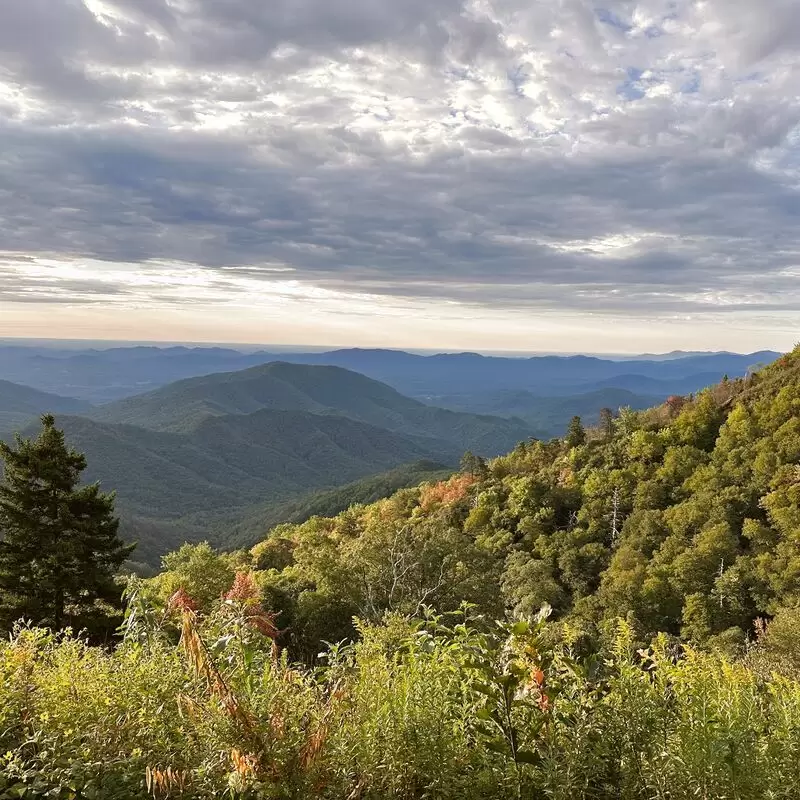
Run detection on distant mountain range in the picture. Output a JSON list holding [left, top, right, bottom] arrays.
[[433, 387, 661, 435], [0, 344, 783, 564], [287, 349, 778, 398], [89, 361, 534, 453], [0, 344, 779, 403]]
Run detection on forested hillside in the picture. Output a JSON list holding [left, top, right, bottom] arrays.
[[90, 361, 536, 451], [1, 349, 800, 799], [164, 345, 799, 657], [43, 411, 457, 564], [0, 379, 89, 439], [9, 364, 536, 563], [219, 460, 452, 550]]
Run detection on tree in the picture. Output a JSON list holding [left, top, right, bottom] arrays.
[[598, 407, 614, 439], [151, 541, 250, 611], [0, 415, 134, 630], [460, 450, 489, 480], [565, 416, 586, 448]]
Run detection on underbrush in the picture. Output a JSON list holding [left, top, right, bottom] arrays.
[[2, 584, 800, 799]]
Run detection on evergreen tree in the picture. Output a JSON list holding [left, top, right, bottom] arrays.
[[565, 416, 586, 448], [0, 415, 133, 630], [598, 407, 614, 439], [460, 450, 489, 480]]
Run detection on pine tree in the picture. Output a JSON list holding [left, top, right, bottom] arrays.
[[599, 407, 614, 439], [460, 450, 489, 480], [0, 415, 134, 630], [565, 415, 586, 448]]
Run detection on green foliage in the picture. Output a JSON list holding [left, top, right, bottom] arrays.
[[5, 598, 800, 799], [565, 415, 587, 448], [0, 415, 133, 633], [598, 407, 614, 439], [746, 603, 800, 680], [206, 346, 800, 655], [460, 450, 489, 480], [222, 460, 453, 549], [148, 542, 251, 611]]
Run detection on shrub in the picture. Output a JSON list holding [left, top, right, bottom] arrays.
[[4, 594, 800, 799]]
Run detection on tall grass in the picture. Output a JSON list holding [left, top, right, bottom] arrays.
[[2, 596, 800, 799]]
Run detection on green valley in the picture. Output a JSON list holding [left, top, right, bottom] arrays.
[[2, 362, 536, 563], [43, 410, 457, 564]]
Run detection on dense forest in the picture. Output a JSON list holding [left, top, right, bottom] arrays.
[[0, 346, 776, 564], [1, 346, 799, 798], [153, 345, 800, 659]]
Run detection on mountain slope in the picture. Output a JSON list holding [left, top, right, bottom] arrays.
[[230, 346, 800, 652], [91, 362, 533, 456], [0, 380, 90, 439], [53, 410, 452, 515], [36, 410, 456, 564], [431, 387, 660, 437], [220, 459, 453, 549]]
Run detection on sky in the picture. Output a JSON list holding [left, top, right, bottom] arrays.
[[0, 0, 799, 353]]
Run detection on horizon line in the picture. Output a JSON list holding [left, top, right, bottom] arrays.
[[0, 335, 781, 360]]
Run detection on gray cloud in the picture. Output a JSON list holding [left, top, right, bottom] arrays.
[[0, 0, 799, 325]]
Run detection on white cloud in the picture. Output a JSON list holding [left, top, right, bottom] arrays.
[[0, 0, 799, 350]]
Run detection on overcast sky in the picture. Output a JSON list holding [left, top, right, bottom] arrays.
[[0, 0, 798, 352]]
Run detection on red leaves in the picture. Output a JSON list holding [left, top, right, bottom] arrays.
[[525, 667, 550, 713], [418, 474, 476, 511], [224, 571, 279, 639], [168, 587, 198, 614], [224, 571, 260, 603]]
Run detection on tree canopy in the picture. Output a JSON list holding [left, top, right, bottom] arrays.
[[146, 346, 800, 657], [0, 415, 133, 633]]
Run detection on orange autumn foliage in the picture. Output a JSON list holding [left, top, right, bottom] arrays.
[[418, 474, 476, 512]]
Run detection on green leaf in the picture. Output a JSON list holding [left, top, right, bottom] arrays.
[[485, 740, 511, 756], [515, 749, 542, 765], [510, 621, 530, 636]]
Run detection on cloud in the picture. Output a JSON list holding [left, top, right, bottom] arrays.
[[0, 0, 799, 348]]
